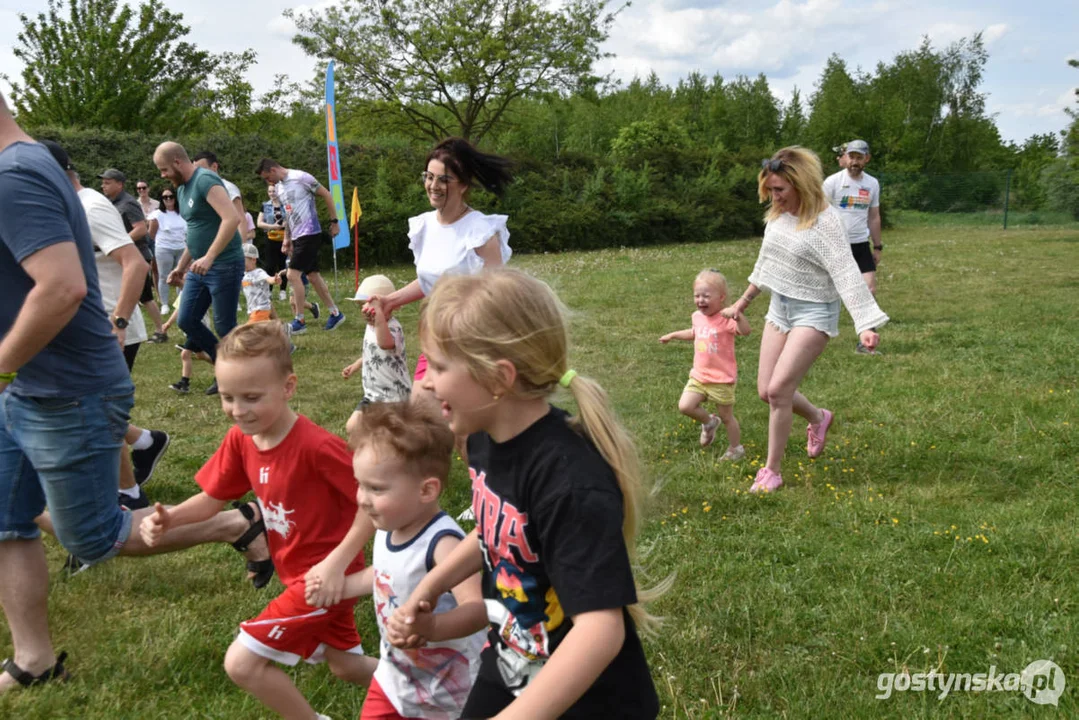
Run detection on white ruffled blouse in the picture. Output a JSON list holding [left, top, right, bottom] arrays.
[[408, 210, 511, 296]]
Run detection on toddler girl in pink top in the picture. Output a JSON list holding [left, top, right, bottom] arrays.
[[660, 269, 752, 460]]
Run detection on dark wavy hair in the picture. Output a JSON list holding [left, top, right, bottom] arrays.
[[426, 138, 514, 197]]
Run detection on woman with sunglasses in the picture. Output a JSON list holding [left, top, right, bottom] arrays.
[[362, 137, 513, 390], [148, 190, 188, 313], [722, 147, 888, 494]]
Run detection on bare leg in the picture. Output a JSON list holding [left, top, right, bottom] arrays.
[[306, 272, 337, 313], [714, 403, 741, 450], [762, 327, 829, 473], [287, 268, 305, 319], [224, 642, 316, 720], [324, 646, 377, 687], [677, 391, 711, 424], [118, 448, 136, 491], [181, 350, 193, 378], [142, 299, 165, 334], [0, 539, 56, 693]]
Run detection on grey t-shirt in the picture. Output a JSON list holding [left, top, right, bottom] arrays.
[[242, 268, 273, 313], [0, 142, 129, 396]]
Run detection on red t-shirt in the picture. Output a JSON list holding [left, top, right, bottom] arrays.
[[197, 415, 365, 586]]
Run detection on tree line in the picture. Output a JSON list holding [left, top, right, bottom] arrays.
[[6, 0, 1077, 264]]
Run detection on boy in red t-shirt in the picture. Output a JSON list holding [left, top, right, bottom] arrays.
[[141, 322, 376, 720], [660, 269, 752, 460]]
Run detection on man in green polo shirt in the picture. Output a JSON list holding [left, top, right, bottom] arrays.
[[154, 141, 244, 395]]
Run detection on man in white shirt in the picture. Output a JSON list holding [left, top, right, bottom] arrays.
[[192, 151, 255, 242], [822, 139, 884, 354]]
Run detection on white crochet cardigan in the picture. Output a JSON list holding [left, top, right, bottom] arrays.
[[748, 206, 889, 334]]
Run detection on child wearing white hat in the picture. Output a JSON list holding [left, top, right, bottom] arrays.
[[342, 275, 411, 436]]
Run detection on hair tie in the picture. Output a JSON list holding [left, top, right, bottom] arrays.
[[559, 369, 577, 388]]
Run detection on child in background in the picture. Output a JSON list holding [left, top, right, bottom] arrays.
[[342, 275, 411, 437], [164, 285, 214, 394], [660, 269, 751, 460], [306, 401, 486, 720], [388, 268, 665, 719], [141, 323, 377, 720], [241, 243, 282, 324]]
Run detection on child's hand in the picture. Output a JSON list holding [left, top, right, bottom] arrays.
[[859, 329, 880, 352], [387, 598, 434, 649], [140, 502, 171, 547], [720, 305, 741, 319], [304, 559, 345, 608], [659, 333, 672, 344], [342, 362, 359, 379], [162, 319, 173, 332]]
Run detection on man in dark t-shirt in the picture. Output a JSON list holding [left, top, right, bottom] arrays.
[[99, 168, 168, 343], [154, 141, 244, 395]]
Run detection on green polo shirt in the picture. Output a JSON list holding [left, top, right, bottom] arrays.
[[177, 167, 242, 264]]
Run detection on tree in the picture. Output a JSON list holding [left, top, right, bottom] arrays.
[[5, 0, 219, 132], [287, 0, 626, 142], [779, 87, 806, 146], [805, 55, 867, 159]]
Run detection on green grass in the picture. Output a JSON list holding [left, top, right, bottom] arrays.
[[889, 208, 1079, 229], [2, 224, 1076, 719]]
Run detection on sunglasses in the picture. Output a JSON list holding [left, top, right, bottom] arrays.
[[137, 185, 148, 190], [761, 158, 785, 173], [162, 195, 175, 200]]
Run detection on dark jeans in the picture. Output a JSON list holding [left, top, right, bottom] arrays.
[[178, 260, 243, 361]]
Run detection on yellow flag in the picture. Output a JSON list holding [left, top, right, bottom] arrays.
[[350, 186, 362, 226]]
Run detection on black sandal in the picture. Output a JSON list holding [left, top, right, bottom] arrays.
[[231, 501, 275, 589], [1, 651, 69, 687]]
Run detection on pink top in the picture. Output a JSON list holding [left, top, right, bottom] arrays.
[[690, 311, 739, 385]]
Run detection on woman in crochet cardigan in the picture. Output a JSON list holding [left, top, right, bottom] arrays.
[[722, 146, 888, 494]]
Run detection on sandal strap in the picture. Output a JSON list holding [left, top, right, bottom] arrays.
[[230, 501, 266, 553], [2, 651, 68, 686]]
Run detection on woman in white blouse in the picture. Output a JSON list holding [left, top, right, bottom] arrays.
[[364, 137, 513, 393], [723, 147, 887, 494], [148, 190, 188, 313]]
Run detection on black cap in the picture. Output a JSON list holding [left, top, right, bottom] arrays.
[[97, 168, 126, 182], [40, 139, 74, 171]]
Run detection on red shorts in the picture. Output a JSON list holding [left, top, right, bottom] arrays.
[[413, 353, 427, 381], [360, 676, 411, 720], [238, 582, 364, 666]]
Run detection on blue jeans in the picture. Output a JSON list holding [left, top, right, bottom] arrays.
[[0, 380, 134, 564], [178, 260, 244, 361]]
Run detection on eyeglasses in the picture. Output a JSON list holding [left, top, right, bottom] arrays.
[[761, 158, 785, 173], [420, 171, 458, 186]]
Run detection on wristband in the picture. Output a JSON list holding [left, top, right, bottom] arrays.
[[0, 371, 16, 384], [873, 244, 883, 250]]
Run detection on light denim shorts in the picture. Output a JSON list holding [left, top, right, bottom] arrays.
[[766, 293, 840, 338]]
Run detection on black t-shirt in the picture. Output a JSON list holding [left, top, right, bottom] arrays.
[[466, 405, 659, 719], [110, 190, 151, 255]]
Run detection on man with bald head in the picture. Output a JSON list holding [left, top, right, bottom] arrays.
[[154, 141, 244, 395]]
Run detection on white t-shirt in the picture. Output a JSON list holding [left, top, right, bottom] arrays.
[[371, 513, 485, 719], [78, 188, 148, 345], [361, 318, 411, 403], [408, 210, 511, 296], [220, 177, 242, 202], [150, 209, 188, 251], [822, 170, 880, 244], [242, 268, 273, 313], [276, 169, 322, 238]]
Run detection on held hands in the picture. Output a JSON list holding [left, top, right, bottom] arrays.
[[140, 502, 171, 547], [859, 330, 880, 351], [303, 560, 345, 608], [361, 296, 385, 322], [386, 597, 434, 649], [720, 304, 742, 319]]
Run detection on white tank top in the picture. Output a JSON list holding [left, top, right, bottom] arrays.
[[372, 512, 486, 719]]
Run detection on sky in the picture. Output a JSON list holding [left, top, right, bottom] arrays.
[[0, 0, 1075, 146]]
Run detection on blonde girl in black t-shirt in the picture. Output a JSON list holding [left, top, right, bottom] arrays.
[[385, 267, 668, 719]]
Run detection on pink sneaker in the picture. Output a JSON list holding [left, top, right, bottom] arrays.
[[699, 414, 720, 447], [750, 467, 783, 493], [807, 409, 833, 458]]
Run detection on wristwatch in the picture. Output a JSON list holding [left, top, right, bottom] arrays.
[[113, 316, 129, 330], [874, 244, 884, 251]]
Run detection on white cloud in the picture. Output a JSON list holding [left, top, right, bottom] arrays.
[[983, 23, 1009, 46]]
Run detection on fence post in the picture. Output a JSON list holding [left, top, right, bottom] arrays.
[[1003, 169, 1012, 230]]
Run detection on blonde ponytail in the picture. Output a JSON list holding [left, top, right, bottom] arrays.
[[422, 267, 671, 634]]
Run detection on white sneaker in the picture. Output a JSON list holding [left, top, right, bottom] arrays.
[[699, 415, 720, 447], [316, 714, 333, 720], [160, 304, 169, 314], [720, 445, 745, 461], [456, 506, 475, 522], [279, 290, 287, 301]]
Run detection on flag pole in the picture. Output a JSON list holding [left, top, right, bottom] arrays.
[[324, 60, 350, 302]]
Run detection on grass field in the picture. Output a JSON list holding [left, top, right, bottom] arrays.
[[1, 224, 1076, 719]]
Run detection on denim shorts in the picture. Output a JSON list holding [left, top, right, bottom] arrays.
[[0, 380, 134, 564], [766, 293, 841, 338]]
